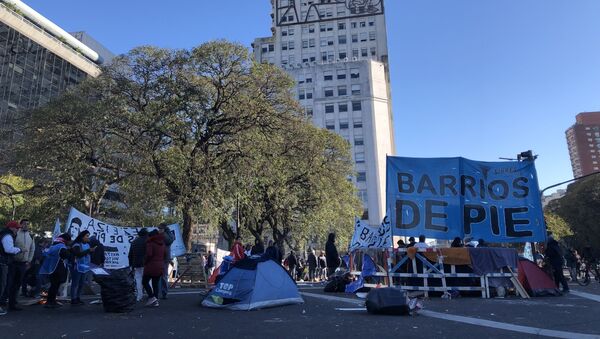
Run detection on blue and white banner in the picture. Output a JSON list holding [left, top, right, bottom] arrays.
[[65, 207, 186, 269], [349, 216, 392, 251], [386, 157, 546, 243]]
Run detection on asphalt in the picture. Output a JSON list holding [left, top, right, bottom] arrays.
[[0, 280, 599, 339]]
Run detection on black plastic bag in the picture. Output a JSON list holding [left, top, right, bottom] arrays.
[[93, 268, 136, 313], [366, 288, 410, 315]]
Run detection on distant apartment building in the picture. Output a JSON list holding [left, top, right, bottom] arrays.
[[0, 0, 112, 133], [566, 112, 600, 178], [253, 0, 395, 226]]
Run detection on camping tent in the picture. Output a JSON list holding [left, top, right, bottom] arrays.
[[202, 257, 304, 310], [517, 258, 561, 297]]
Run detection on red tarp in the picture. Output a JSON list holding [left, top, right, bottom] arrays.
[[518, 259, 561, 297]]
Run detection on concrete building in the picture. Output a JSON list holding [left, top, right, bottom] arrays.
[[542, 189, 566, 208], [253, 0, 395, 226], [566, 112, 600, 178], [0, 0, 111, 133]]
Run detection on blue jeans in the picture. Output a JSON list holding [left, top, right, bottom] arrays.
[[70, 270, 86, 301], [159, 262, 169, 297]]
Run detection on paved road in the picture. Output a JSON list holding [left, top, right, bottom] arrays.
[[0, 280, 599, 339]]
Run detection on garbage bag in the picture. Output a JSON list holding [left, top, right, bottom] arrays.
[[93, 268, 136, 313]]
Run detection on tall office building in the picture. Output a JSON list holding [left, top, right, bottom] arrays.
[[566, 112, 600, 178], [0, 0, 111, 132], [253, 0, 395, 226]]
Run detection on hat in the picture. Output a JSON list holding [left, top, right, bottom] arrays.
[[6, 220, 21, 229]]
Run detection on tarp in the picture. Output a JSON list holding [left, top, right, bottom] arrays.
[[468, 247, 519, 275], [65, 207, 186, 269], [386, 156, 546, 243], [518, 258, 561, 297], [202, 257, 303, 310]]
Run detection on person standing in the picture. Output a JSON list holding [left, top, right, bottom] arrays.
[[264, 240, 280, 263], [545, 232, 569, 293], [0, 221, 22, 315], [3, 219, 34, 310], [325, 233, 340, 277], [286, 251, 298, 281], [318, 251, 327, 281], [158, 224, 174, 300], [230, 236, 245, 263], [143, 230, 166, 307], [128, 228, 148, 302], [89, 235, 105, 267], [70, 230, 95, 305], [205, 250, 215, 277], [39, 233, 71, 308], [406, 237, 416, 248], [307, 250, 317, 282]]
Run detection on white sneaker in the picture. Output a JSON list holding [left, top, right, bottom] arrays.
[[145, 297, 157, 307], [0, 307, 6, 316], [151, 300, 159, 307]]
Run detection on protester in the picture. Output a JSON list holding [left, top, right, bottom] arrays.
[[286, 251, 298, 280], [464, 237, 479, 248], [307, 249, 317, 282], [477, 239, 487, 247], [414, 235, 429, 249], [564, 248, 577, 282], [143, 229, 166, 307], [89, 235, 105, 267], [0, 221, 22, 315], [205, 250, 215, 276], [230, 235, 245, 262], [158, 223, 174, 300], [264, 240, 280, 263], [406, 237, 416, 248], [244, 244, 252, 257], [128, 228, 148, 302], [545, 232, 569, 294], [397, 239, 406, 248], [70, 230, 96, 305], [39, 233, 71, 309], [318, 251, 327, 280], [2, 219, 35, 311], [23, 238, 47, 298], [251, 239, 264, 256], [451, 237, 463, 248], [325, 233, 340, 277]]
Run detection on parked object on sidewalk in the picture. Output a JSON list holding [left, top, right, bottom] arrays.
[[365, 288, 411, 315], [94, 268, 136, 313]]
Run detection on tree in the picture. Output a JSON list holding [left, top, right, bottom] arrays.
[[543, 211, 572, 240]]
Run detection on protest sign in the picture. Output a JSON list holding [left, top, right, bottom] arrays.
[[386, 156, 546, 243], [349, 216, 392, 251], [65, 207, 186, 269]]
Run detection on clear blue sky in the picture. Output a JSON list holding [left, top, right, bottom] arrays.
[[23, 0, 600, 192]]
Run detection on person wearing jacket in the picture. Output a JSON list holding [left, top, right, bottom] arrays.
[[1, 219, 34, 311], [545, 232, 569, 293], [286, 251, 298, 280], [70, 230, 95, 305], [39, 233, 71, 308], [0, 221, 22, 315], [325, 233, 340, 277], [158, 223, 174, 300], [307, 249, 317, 282], [230, 235, 245, 263], [128, 228, 148, 301], [143, 230, 166, 307]]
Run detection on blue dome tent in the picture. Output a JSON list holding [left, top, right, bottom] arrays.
[[202, 257, 304, 310]]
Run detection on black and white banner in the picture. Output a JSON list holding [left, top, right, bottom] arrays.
[[349, 216, 392, 251]]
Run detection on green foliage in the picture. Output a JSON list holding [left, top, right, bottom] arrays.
[[543, 211, 572, 240]]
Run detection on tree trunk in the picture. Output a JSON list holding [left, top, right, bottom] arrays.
[[182, 203, 194, 250]]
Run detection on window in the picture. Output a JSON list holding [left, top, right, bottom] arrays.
[[327, 23, 334, 31], [324, 71, 333, 81], [357, 172, 366, 182], [361, 48, 368, 57], [298, 90, 305, 100], [269, 44, 274, 52], [351, 22, 357, 29], [370, 47, 376, 56], [298, 74, 305, 84], [322, 51, 328, 61], [350, 68, 360, 79], [306, 106, 313, 116], [360, 32, 368, 42], [339, 120, 349, 129], [354, 137, 364, 146], [337, 70, 346, 79], [306, 74, 313, 83], [362, 210, 369, 220], [369, 32, 376, 41], [306, 91, 313, 99], [320, 38, 328, 47], [339, 51, 347, 59], [352, 34, 358, 43], [324, 87, 334, 97], [302, 40, 309, 48], [338, 35, 347, 44], [288, 41, 295, 50], [309, 25, 315, 33], [309, 39, 315, 47], [325, 104, 335, 113], [351, 85, 361, 95], [326, 121, 335, 130], [261, 44, 269, 53], [338, 85, 347, 96], [352, 49, 359, 58], [338, 22, 346, 30], [320, 24, 327, 32], [360, 21, 366, 28], [338, 103, 348, 112], [368, 19, 375, 27], [355, 152, 365, 163], [282, 44, 288, 51], [353, 119, 363, 128]]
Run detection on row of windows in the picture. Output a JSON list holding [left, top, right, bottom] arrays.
[[297, 20, 376, 34], [325, 118, 363, 130], [323, 85, 361, 98], [297, 69, 360, 84], [281, 47, 377, 64]]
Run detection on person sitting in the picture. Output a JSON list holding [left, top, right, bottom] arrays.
[[451, 237, 463, 248], [414, 235, 429, 250]]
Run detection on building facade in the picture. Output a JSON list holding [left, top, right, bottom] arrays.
[[0, 1, 109, 133], [253, 0, 395, 226], [566, 112, 600, 178]]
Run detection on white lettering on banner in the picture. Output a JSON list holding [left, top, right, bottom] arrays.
[[65, 207, 186, 269], [349, 216, 392, 251]]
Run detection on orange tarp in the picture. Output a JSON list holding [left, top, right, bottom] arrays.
[[421, 248, 472, 266]]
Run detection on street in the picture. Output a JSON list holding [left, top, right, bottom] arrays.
[[1, 281, 599, 339]]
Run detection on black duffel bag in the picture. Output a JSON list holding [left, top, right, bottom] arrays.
[[93, 268, 136, 313], [365, 288, 410, 315]]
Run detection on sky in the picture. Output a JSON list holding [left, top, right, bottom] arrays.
[[22, 0, 600, 193]]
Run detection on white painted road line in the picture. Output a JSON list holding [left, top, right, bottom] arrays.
[[301, 292, 600, 339], [570, 290, 600, 303]]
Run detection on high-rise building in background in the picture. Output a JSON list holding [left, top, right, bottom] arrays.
[[0, 0, 112, 133], [253, 0, 395, 226], [566, 112, 600, 178]]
